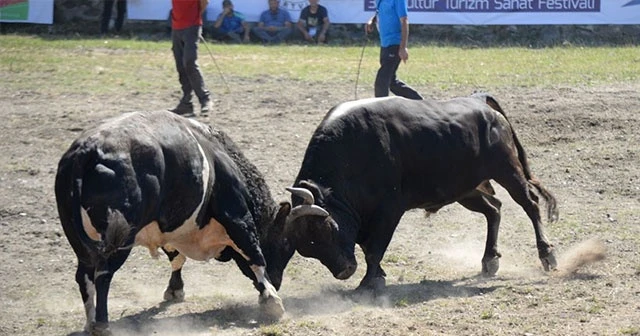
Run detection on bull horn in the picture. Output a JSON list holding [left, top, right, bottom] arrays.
[[286, 204, 330, 226], [286, 187, 315, 205]]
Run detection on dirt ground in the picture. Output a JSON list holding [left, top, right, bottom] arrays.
[[1, 72, 639, 336]]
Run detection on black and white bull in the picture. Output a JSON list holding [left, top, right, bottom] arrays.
[[279, 93, 559, 292], [55, 111, 290, 335]]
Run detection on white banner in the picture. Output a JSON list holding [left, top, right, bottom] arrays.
[[0, 0, 54, 24], [128, 0, 640, 25]]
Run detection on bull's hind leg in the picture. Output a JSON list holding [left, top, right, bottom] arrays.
[[495, 173, 557, 271], [458, 188, 503, 276], [92, 250, 130, 336], [162, 247, 186, 302], [75, 262, 97, 334]]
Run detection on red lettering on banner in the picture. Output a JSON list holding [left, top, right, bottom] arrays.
[[0, 0, 27, 8]]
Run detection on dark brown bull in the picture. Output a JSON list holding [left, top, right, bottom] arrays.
[[276, 93, 559, 292]]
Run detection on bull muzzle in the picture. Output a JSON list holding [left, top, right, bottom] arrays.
[[335, 263, 357, 280]]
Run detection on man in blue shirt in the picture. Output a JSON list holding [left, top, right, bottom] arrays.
[[366, 0, 423, 99], [211, 0, 250, 43], [252, 0, 293, 44]]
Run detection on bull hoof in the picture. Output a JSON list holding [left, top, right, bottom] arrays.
[[163, 287, 185, 302], [540, 248, 558, 272], [90, 322, 112, 336], [356, 276, 386, 293], [259, 294, 285, 320], [481, 256, 500, 276]]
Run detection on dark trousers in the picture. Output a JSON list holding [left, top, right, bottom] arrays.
[[374, 45, 423, 100], [295, 26, 330, 43], [210, 27, 244, 43], [172, 25, 211, 104], [251, 26, 293, 43], [101, 0, 127, 34]]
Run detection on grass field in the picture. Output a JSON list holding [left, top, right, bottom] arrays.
[[1, 35, 638, 94]]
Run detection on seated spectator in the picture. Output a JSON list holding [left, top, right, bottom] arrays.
[[211, 0, 250, 43], [251, 0, 293, 44], [296, 0, 330, 43]]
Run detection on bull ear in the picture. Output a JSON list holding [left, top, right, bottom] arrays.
[[483, 94, 508, 117], [298, 180, 325, 202], [273, 202, 291, 231]]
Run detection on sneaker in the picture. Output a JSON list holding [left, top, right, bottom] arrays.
[[200, 99, 213, 115], [170, 102, 195, 117]]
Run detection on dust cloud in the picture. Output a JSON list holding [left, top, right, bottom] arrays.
[[433, 237, 607, 278], [555, 238, 606, 277], [285, 290, 357, 316]]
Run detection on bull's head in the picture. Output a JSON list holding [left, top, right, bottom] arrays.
[[284, 181, 358, 280]]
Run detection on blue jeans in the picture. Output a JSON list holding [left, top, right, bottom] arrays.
[[172, 25, 211, 104], [374, 45, 423, 99], [251, 26, 293, 43]]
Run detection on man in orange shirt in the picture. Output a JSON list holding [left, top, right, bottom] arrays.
[[170, 0, 213, 117]]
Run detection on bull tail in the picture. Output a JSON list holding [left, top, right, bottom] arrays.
[[71, 148, 132, 257], [476, 92, 559, 223], [103, 209, 132, 256], [528, 179, 559, 223], [71, 148, 100, 252]]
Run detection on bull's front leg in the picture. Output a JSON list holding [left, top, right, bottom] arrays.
[[162, 247, 186, 302], [251, 265, 285, 319], [227, 249, 284, 319], [356, 208, 403, 294], [217, 208, 285, 320], [356, 249, 387, 293]]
